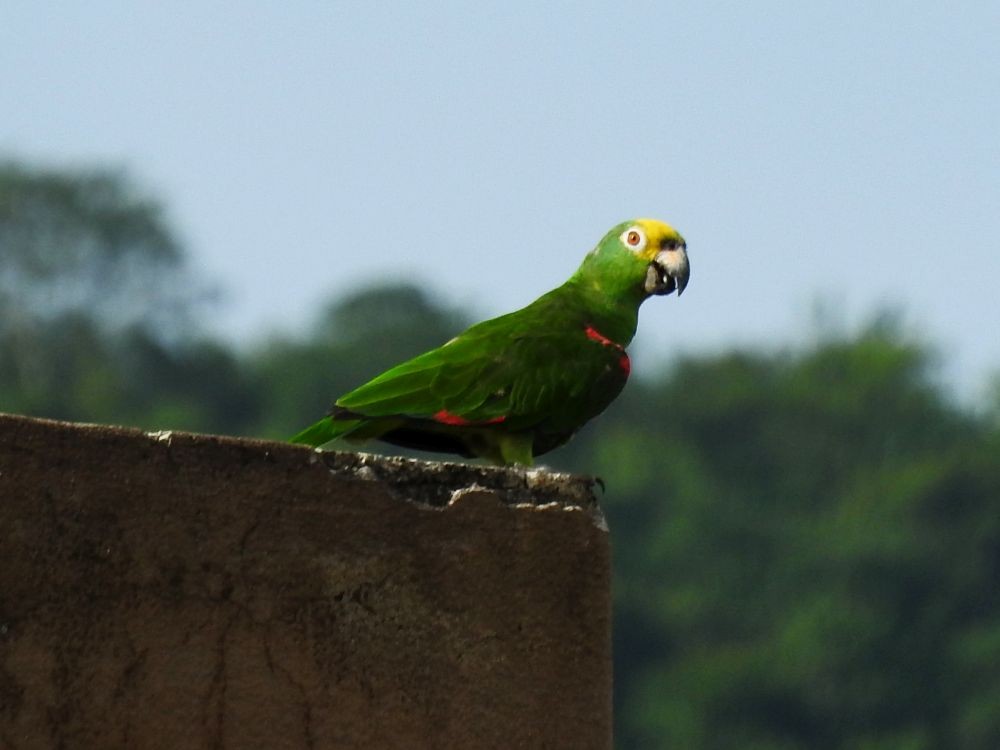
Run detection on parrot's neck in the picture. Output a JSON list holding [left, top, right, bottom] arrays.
[[558, 277, 644, 347]]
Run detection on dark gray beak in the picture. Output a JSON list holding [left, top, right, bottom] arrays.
[[645, 244, 690, 297]]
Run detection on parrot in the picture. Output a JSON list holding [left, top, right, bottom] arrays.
[[291, 218, 690, 466]]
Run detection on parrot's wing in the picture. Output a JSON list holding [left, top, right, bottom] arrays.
[[335, 329, 513, 420], [336, 323, 626, 429]]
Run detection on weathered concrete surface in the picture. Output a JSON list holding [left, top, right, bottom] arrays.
[[0, 413, 611, 749]]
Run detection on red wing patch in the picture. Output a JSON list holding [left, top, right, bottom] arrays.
[[432, 410, 506, 426], [585, 325, 630, 374], [584, 325, 620, 348]]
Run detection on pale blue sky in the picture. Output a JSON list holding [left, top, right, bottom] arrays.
[[2, 2, 998, 396]]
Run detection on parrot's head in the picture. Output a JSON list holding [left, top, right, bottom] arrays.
[[578, 218, 690, 299]]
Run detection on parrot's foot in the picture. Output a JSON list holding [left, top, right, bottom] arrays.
[[497, 434, 535, 466]]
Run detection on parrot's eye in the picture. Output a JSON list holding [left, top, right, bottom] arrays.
[[621, 226, 647, 252]]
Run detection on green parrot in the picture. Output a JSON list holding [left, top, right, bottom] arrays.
[[291, 218, 690, 466]]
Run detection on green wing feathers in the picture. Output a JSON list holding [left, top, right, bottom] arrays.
[[289, 322, 629, 454], [289, 335, 500, 448]]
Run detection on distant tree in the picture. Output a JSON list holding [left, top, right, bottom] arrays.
[[313, 283, 469, 351], [0, 161, 207, 334], [0, 160, 255, 431]]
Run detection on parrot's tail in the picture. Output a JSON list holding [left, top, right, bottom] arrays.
[[290, 416, 352, 448]]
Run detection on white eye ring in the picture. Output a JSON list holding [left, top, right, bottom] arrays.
[[621, 226, 647, 252]]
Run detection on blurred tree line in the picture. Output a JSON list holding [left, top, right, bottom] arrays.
[[3, 162, 1000, 749]]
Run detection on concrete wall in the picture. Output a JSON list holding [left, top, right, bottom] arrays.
[[0, 413, 611, 749]]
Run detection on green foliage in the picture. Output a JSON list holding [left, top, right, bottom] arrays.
[[0, 161, 237, 432], [3, 161, 1000, 748], [554, 327, 1000, 749]]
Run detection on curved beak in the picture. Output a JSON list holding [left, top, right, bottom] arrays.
[[645, 244, 690, 297]]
